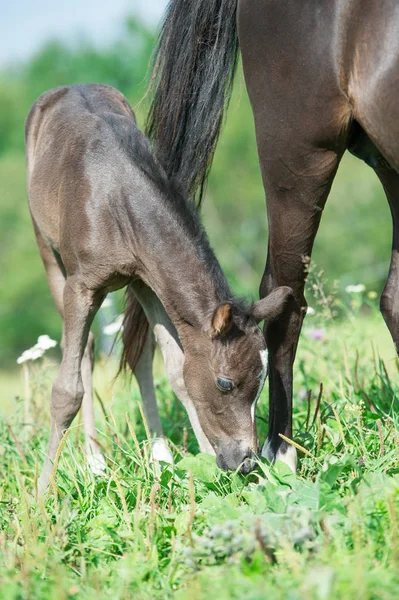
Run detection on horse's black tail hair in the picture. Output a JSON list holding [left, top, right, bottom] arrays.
[[146, 0, 239, 206], [119, 287, 149, 375]]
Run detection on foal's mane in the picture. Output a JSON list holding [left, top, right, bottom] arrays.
[[111, 108, 254, 374], [101, 107, 237, 303]]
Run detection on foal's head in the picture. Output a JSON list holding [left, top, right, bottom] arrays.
[[181, 286, 292, 474]]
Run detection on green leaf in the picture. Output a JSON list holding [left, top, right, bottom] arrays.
[[174, 509, 191, 535], [242, 490, 268, 514], [274, 460, 297, 488], [292, 480, 319, 511], [176, 453, 219, 482]]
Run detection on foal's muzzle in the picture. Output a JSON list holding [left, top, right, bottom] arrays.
[[216, 442, 256, 475]]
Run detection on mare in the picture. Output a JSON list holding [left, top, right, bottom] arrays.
[[144, 0, 399, 471], [25, 83, 291, 490]]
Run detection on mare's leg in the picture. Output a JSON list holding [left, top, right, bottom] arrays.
[[34, 225, 105, 476], [259, 152, 342, 469], [374, 167, 399, 350], [133, 328, 173, 463], [39, 275, 103, 491], [238, 0, 350, 469]]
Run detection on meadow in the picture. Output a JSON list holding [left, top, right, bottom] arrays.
[[2, 13, 399, 600], [1, 284, 399, 599]]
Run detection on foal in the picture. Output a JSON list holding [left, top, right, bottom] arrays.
[[25, 84, 291, 490]]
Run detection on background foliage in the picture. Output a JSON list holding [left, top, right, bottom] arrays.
[[0, 16, 393, 366]]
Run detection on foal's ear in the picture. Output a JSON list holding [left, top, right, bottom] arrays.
[[252, 286, 293, 324], [210, 302, 233, 337]]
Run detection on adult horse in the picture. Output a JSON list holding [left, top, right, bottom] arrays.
[[146, 0, 399, 471]]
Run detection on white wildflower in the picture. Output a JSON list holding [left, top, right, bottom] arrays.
[[17, 334, 57, 364], [307, 306, 316, 315], [17, 346, 45, 364], [103, 314, 124, 336], [345, 284, 366, 293], [36, 335, 57, 350]]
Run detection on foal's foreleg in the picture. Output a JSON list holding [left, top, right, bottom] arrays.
[[81, 333, 106, 474], [375, 167, 399, 351], [153, 323, 214, 455], [131, 280, 214, 454], [39, 278, 103, 491]]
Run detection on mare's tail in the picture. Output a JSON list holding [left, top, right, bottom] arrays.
[[146, 0, 239, 205], [119, 288, 149, 374]]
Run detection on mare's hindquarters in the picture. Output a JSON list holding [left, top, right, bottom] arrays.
[[346, 0, 399, 172]]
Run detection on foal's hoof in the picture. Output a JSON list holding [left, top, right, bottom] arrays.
[[150, 438, 174, 465], [262, 440, 297, 474], [87, 452, 107, 476]]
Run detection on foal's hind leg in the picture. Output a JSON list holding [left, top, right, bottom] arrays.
[[374, 167, 399, 351], [133, 329, 173, 464], [39, 276, 103, 490]]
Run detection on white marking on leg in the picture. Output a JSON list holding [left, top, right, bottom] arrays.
[[261, 439, 297, 473], [276, 444, 297, 473], [87, 452, 107, 476], [151, 438, 174, 464]]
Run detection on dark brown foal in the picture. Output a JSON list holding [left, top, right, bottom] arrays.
[[144, 0, 399, 471], [26, 84, 291, 490]]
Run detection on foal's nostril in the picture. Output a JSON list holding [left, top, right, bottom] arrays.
[[240, 454, 256, 475], [216, 453, 229, 471]]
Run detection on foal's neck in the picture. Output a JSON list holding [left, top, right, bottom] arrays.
[[129, 179, 231, 335]]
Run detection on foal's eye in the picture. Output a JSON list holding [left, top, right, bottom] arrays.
[[216, 376, 234, 393]]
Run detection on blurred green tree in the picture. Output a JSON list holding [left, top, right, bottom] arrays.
[[0, 16, 392, 367]]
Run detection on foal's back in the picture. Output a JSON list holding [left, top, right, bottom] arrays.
[[26, 84, 140, 259]]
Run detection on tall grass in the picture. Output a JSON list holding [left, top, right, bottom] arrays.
[[1, 292, 399, 598]]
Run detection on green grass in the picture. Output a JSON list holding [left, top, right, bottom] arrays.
[[2, 301, 399, 599]]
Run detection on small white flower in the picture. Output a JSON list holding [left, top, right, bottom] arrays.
[[17, 346, 45, 364], [36, 335, 57, 350], [17, 334, 57, 364], [345, 284, 366, 293], [307, 306, 316, 315], [103, 314, 124, 336]]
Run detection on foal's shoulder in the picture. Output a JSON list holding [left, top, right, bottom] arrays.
[[73, 84, 136, 123]]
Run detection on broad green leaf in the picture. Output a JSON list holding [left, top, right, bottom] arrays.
[[176, 453, 219, 482], [174, 509, 191, 535]]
